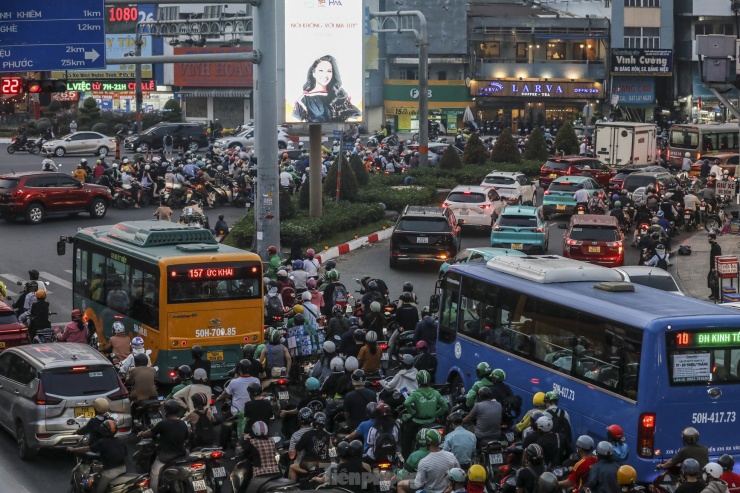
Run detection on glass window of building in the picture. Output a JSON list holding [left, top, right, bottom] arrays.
[[516, 43, 529, 62], [478, 42, 501, 59], [547, 42, 566, 60]]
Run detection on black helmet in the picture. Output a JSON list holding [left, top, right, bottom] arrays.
[[538, 472, 560, 493], [191, 345, 204, 359], [294, 313, 305, 326], [718, 454, 735, 471], [354, 328, 365, 341], [525, 444, 544, 464], [134, 353, 148, 367], [478, 386, 494, 401], [314, 412, 327, 428], [349, 440, 363, 458], [403, 282, 414, 292], [247, 382, 262, 397], [368, 281, 378, 292], [238, 359, 253, 375], [400, 292, 414, 303], [325, 259, 336, 271], [177, 365, 192, 380], [298, 407, 314, 424], [682, 427, 699, 445], [351, 369, 366, 385], [449, 411, 464, 425], [337, 441, 351, 458], [164, 399, 181, 416], [28, 269, 40, 280], [242, 344, 256, 359], [191, 392, 208, 409]]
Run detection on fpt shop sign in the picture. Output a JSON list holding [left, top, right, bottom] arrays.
[[610, 49, 673, 76]]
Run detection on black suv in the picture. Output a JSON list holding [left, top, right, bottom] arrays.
[[390, 206, 462, 268], [124, 123, 208, 152], [622, 171, 679, 194]]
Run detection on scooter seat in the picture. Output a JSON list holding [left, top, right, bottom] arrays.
[[257, 477, 299, 493], [109, 473, 145, 486], [138, 399, 161, 408]]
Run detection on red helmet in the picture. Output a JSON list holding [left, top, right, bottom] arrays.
[[375, 402, 392, 417], [268, 245, 277, 254], [71, 309, 83, 321], [197, 170, 204, 176], [607, 424, 624, 441], [415, 340, 428, 349]]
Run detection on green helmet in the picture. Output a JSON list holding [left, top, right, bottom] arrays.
[[416, 428, 430, 447], [545, 391, 559, 403], [327, 269, 340, 281], [416, 369, 431, 385], [269, 331, 282, 344], [284, 165, 294, 173], [255, 343, 266, 356], [305, 377, 320, 391], [614, 200, 622, 208], [491, 368, 506, 381], [426, 428, 442, 446], [476, 362, 492, 379]]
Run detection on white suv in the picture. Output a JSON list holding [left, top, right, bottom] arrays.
[[481, 171, 537, 206], [443, 185, 506, 230]]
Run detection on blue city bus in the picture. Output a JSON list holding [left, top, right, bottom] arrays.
[[434, 255, 740, 482]]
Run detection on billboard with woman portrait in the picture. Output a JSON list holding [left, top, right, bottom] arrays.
[[284, 0, 363, 124]]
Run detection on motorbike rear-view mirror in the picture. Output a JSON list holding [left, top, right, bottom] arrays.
[[557, 223, 568, 229], [213, 386, 224, 394], [66, 419, 76, 426]]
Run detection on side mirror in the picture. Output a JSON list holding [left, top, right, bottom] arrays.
[[457, 219, 464, 226], [76, 181, 83, 188], [56, 239, 66, 255], [429, 294, 440, 314], [557, 223, 568, 230]]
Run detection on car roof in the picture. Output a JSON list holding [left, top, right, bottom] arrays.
[[401, 206, 448, 217], [9, 343, 111, 369], [552, 175, 591, 184], [501, 205, 539, 215], [466, 247, 528, 258], [627, 171, 670, 178], [546, 156, 590, 163], [450, 185, 492, 194], [486, 171, 524, 177], [569, 214, 619, 226], [0, 171, 67, 179], [613, 265, 674, 279]]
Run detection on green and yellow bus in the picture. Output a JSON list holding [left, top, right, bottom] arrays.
[[60, 220, 264, 381]]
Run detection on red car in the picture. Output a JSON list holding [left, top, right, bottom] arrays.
[[539, 156, 616, 189], [0, 171, 111, 224], [562, 214, 624, 267], [0, 300, 29, 352]]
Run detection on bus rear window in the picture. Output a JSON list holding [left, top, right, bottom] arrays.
[[666, 331, 740, 385], [669, 129, 698, 149], [167, 262, 262, 303]]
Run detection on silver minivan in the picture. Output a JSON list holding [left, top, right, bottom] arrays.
[[0, 343, 132, 459]]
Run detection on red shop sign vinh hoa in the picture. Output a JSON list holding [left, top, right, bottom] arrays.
[[174, 46, 254, 87]]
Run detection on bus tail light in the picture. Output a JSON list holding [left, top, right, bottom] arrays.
[[637, 412, 656, 458]]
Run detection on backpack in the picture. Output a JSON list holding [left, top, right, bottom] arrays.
[[549, 408, 573, 455], [656, 255, 668, 271], [678, 245, 692, 256], [373, 429, 398, 462], [503, 394, 523, 420], [266, 295, 283, 318], [331, 284, 348, 306], [368, 291, 384, 306], [192, 410, 216, 447]]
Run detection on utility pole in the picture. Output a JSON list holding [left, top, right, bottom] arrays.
[[309, 124, 322, 217], [134, 35, 143, 133]]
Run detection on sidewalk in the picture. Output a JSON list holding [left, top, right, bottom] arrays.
[[673, 226, 739, 301]]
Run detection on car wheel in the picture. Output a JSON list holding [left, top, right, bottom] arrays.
[[16, 421, 33, 461], [138, 143, 149, 152], [54, 146, 66, 157], [89, 198, 107, 219], [278, 141, 287, 150], [389, 256, 398, 269], [25, 203, 44, 224], [97, 146, 109, 156], [188, 141, 199, 152]]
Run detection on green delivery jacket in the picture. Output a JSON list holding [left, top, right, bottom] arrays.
[[403, 386, 448, 424], [465, 376, 495, 408]]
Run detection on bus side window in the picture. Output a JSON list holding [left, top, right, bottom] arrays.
[[532, 300, 576, 375], [73, 247, 90, 297], [438, 275, 460, 344]]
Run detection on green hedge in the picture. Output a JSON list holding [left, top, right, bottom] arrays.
[[355, 185, 438, 211]]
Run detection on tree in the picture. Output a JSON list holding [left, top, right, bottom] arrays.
[[523, 126, 549, 161], [279, 190, 297, 220], [162, 99, 183, 122], [43, 100, 62, 119], [348, 152, 370, 186], [78, 97, 101, 129], [553, 121, 579, 155], [439, 145, 463, 170], [491, 128, 521, 163], [463, 133, 488, 165], [323, 153, 359, 201], [298, 174, 312, 209]]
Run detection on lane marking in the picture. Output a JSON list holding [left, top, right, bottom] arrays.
[[40, 271, 73, 290]]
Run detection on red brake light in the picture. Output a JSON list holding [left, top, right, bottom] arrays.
[[463, 191, 471, 194], [35, 380, 62, 405], [189, 462, 205, 470], [638, 412, 656, 458], [211, 451, 224, 459], [277, 378, 288, 385], [137, 478, 151, 487], [478, 205, 491, 210], [377, 462, 391, 470], [442, 202, 450, 207], [379, 343, 388, 351], [565, 239, 582, 246], [71, 366, 88, 371]]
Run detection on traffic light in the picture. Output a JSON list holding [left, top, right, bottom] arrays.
[[25, 80, 67, 93]]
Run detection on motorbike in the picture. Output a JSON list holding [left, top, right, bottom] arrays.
[[381, 134, 399, 147], [480, 440, 506, 491], [163, 185, 198, 209], [179, 206, 210, 229], [266, 377, 291, 417], [112, 186, 139, 210], [188, 447, 227, 493], [575, 204, 587, 215], [701, 201, 725, 232], [30, 318, 60, 344], [652, 464, 682, 493], [634, 222, 651, 248], [683, 208, 696, 232], [232, 185, 252, 208], [7, 137, 40, 155], [230, 456, 297, 493], [135, 438, 211, 493], [131, 398, 163, 433], [206, 182, 234, 207]]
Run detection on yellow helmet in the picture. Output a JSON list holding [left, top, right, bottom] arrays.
[[93, 397, 110, 414], [468, 464, 487, 483], [35, 290, 47, 300], [293, 305, 304, 314], [617, 466, 637, 486], [533, 391, 546, 407]]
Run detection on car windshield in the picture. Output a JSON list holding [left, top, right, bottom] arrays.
[[548, 183, 579, 192], [483, 176, 515, 186], [0, 312, 18, 324], [42, 367, 120, 397], [397, 218, 450, 233], [0, 179, 19, 189], [238, 129, 254, 138], [612, 173, 629, 181], [569, 226, 620, 242], [447, 192, 485, 203], [499, 215, 538, 227], [626, 274, 680, 292], [544, 160, 571, 170], [624, 175, 657, 191]]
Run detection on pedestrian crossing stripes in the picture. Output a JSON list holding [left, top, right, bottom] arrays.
[[1, 270, 72, 298]]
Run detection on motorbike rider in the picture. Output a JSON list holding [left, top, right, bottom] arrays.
[[517, 444, 548, 493], [463, 386, 502, 445], [658, 427, 709, 470], [585, 442, 620, 493], [26, 289, 49, 341], [414, 340, 437, 375], [558, 435, 597, 492], [701, 463, 730, 493], [303, 249, 322, 280], [74, 398, 113, 446], [322, 269, 347, 318], [41, 153, 58, 172], [544, 391, 573, 457], [312, 341, 338, 383], [401, 370, 448, 459], [609, 201, 627, 229], [588, 190, 607, 214], [299, 291, 321, 328], [189, 345, 211, 381], [398, 429, 459, 493], [606, 424, 629, 464], [138, 400, 189, 493], [443, 412, 476, 471], [119, 336, 151, 376], [489, 368, 516, 420], [68, 419, 126, 493], [618, 466, 640, 493], [645, 244, 669, 269], [343, 328, 366, 359], [290, 260, 309, 294], [320, 357, 345, 398], [326, 306, 349, 346], [126, 353, 158, 416], [259, 329, 292, 385], [465, 362, 495, 408], [182, 392, 216, 448], [395, 291, 420, 332], [266, 245, 282, 280], [102, 321, 131, 365], [362, 301, 385, 341], [241, 344, 265, 378], [398, 428, 431, 476], [684, 189, 702, 228], [121, 169, 142, 208], [316, 440, 371, 492], [533, 414, 564, 467], [414, 315, 438, 353], [216, 359, 260, 438], [364, 402, 399, 465], [515, 392, 547, 435], [243, 383, 273, 437], [675, 459, 706, 493], [173, 368, 211, 413], [288, 409, 330, 479], [361, 277, 389, 311], [574, 183, 590, 208], [380, 353, 418, 397], [358, 331, 382, 375], [718, 455, 740, 493], [167, 365, 193, 401], [57, 309, 89, 343], [239, 421, 281, 479]]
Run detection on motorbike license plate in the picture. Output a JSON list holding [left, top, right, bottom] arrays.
[[278, 391, 289, 400], [381, 352, 389, 361], [588, 246, 601, 253], [191, 479, 207, 492], [556, 204, 566, 210], [505, 432, 515, 443], [329, 447, 337, 458], [416, 237, 429, 243], [207, 351, 224, 361], [684, 214, 691, 219], [380, 480, 392, 491], [142, 490, 153, 493], [212, 466, 227, 478], [74, 406, 96, 419], [700, 206, 706, 211], [511, 244, 523, 250], [489, 453, 504, 464]]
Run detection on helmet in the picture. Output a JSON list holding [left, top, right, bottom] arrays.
[[323, 341, 336, 353], [238, 359, 253, 375], [368, 281, 378, 292], [533, 392, 546, 407], [193, 368, 208, 383], [595, 441, 614, 458], [113, 322, 125, 335], [301, 291, 312, 302], [718, 454, 735, 471], [657, 210, 664, 217], [685, 152, 691, 158], [449, 411, 464, 425], [28, 269, 39, 279], [35, 290, 47, 300], [164, 399, 181, 416], [330, 357, 344, 372], [256, 344, 266, 357], [305, 377, 320, 391], [416, 370, 431, 385], [538, 472, 560, 493], [525, 444, 544, 464], [277, 269, 288, 279], [403, 282, 414, 292], [416, 428, 430, 447], [366, 401, 378, 418], [348, 316, 359, 327], [402, 354, 415, 367], [298, 407, 314, 424], [177, 365, 192, 380], [614, 201, 621, 208], [491, 369, 506, 381], [406, 140, 412, 145], [248, 382, 262, 397], [612, 194, 620, 202], [478, 386, 494, 401], [426, 429, 442, 446], [349, 440, 364, 457], [252, 421, 269, 437], [292, 260, 303, 270], [536, 415, 554, 433], [365, 331, 378, 343], [71, 308, 82, 320], [682, 427, 699, 445], [469, 465, 487, 483], [606, 424, 624, 441], [375, 403, 391, 417], [332, 304, 344, 316], [132, 336, 144, 349], [93, 398, 110, 414], [306, 278, 317, 289], [325, 259, 336, 270], [314, 412, 327, 428], [134, 353, 148, 367], [26, 280, 38, 292], [618, 466, 637, 486], [345, 356, 359, 372], [242, 344, 256, 359], [476, 362, 492, 379], [191, 345, 204, 359], [682, 459, 701, 476], [100, 419, 117, 437], [447, 468, 467, 484], [576, 435, 595, 451], [327, 270, 340, 281], [416, 340, 428, 350], [704, 463, 724, 481], [336, 441, 351, 459], [369, 301, 381, 313], [267, 245, 277, 255], [306, 248, 315, 257], [400, 292, 414, 303], [354, 329, 365, 341], [269, 331, 281, 345], [144, 164, 150, 171], [351, 369, 366, 385], [191, 392, 208, 409]]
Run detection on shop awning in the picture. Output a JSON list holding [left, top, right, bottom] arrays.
[[178, 88, 252, 98]]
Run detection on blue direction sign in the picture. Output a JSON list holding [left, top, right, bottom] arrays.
[[0, 1, 106, 72]]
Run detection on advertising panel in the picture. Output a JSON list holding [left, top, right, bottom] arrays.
[[173, 47, 254, 87], [471, 80, 603, 99], [284, 0, 363, 123], [612, 76, 655, 105], [610, 49, 673, 76]]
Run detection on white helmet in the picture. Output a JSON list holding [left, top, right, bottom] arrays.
[[301, 291, 312, 302], [112, 163, 118, 169], [217, 165, 223, 171], [144, 164, 150, 171], [330, 357, 344, 372], [323, 341, 336, 353], [112, 322, 125, 334], [536, 415, 554, 432], [365, 331, 378, 343], [685, 152, 690, 158], [344, 356, 359, 372], [704, 463, 723, 481], [131, 336, 144, 349]]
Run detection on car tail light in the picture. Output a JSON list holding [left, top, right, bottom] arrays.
[[109, 375, 129, 401], [478, 205, 490, 210], [565, 239, 582, 246], [36, 434, 53, 439], [492, 225, 502, 231], [442, 202, 450, 207], [638, 412, 656, 458], [35, 380, 62, 405]]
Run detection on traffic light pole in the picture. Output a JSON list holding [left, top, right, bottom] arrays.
[[135, 35, 143, 133]]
